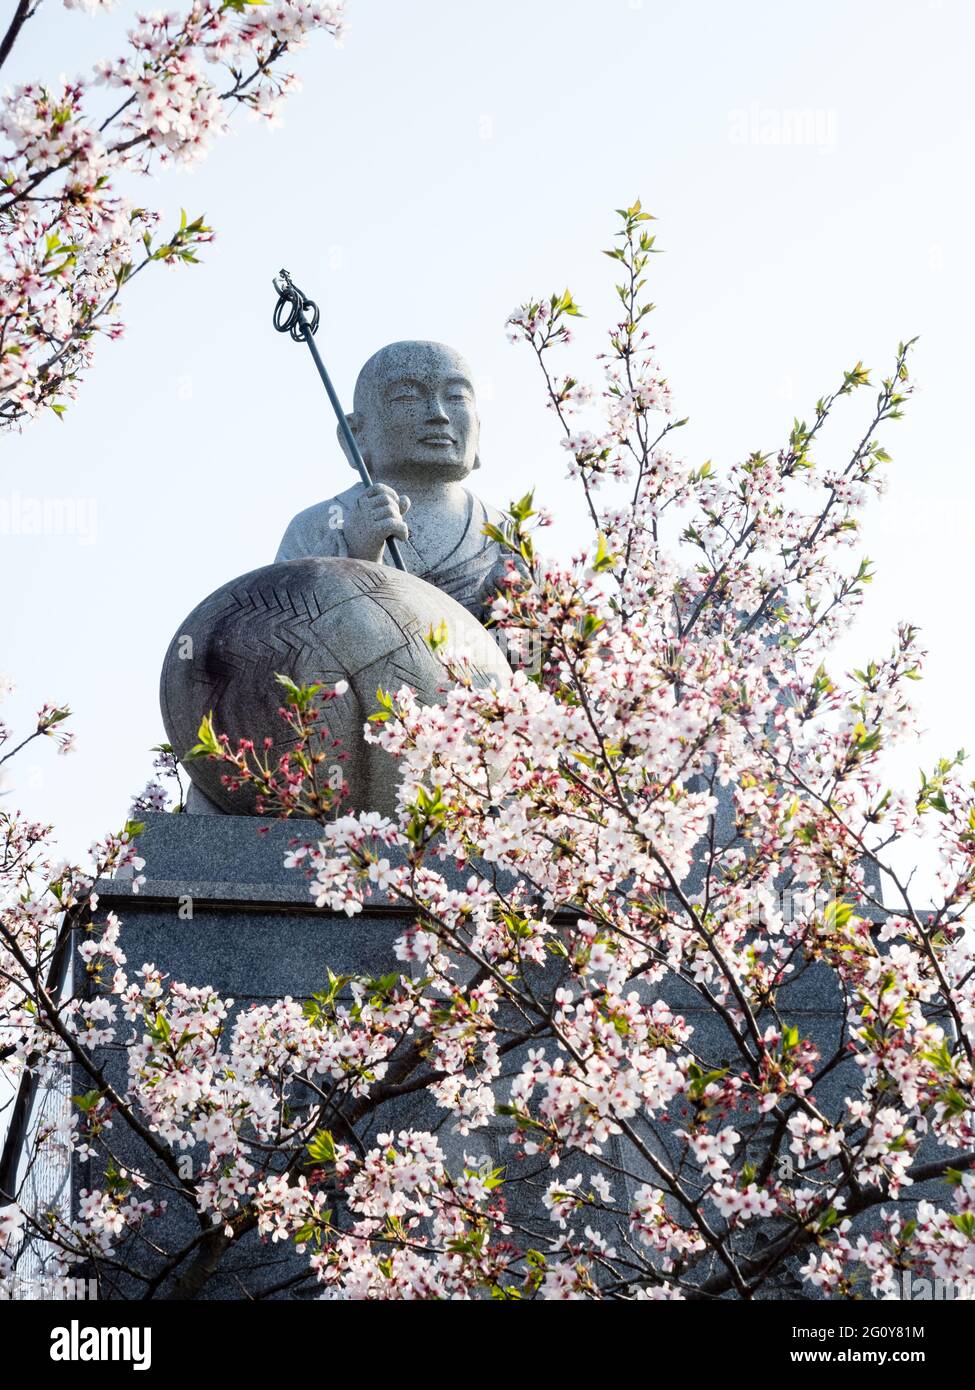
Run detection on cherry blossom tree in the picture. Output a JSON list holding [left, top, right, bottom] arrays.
[[0, 0, 346, 427], [3, 204, 975, 1300]]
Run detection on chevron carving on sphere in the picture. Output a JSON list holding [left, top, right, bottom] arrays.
[[160, 556, 511, 816]]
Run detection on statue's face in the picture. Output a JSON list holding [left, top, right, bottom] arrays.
[[352, 342, 479, 482]]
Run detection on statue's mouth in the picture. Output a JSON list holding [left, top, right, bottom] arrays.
[[418, 433, 456, 447]]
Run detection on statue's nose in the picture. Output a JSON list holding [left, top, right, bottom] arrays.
[[425, 396, 450, 422]]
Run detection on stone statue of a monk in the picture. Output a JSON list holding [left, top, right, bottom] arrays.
[[275, 341, 515, 624]]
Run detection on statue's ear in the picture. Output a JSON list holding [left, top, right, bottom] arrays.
[[336, 413, 364, 469], [472, 414, 482, 469]]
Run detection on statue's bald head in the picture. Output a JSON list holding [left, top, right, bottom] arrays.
[[342, 340, 481, 483]]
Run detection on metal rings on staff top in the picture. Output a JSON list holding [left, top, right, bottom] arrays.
[[272, 268, 320, 341]]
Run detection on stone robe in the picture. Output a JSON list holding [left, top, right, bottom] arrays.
[[275, 483, 516, 625]]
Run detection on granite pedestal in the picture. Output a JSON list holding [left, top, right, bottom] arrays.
[[72, 813, 940, 1300]]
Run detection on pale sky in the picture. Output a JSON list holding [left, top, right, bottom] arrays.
[[2, 0, 973, 888]]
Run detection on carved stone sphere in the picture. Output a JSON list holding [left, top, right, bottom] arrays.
[[159, 557, 512, 816]]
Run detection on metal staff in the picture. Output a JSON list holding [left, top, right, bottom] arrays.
[[271, 268, 406, 571]]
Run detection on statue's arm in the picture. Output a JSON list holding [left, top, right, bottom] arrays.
[[274, 521, 302, 563], [275, 501, 348, 563]]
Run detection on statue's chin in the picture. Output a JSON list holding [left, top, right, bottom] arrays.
[[389, 457, 474, 482]]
